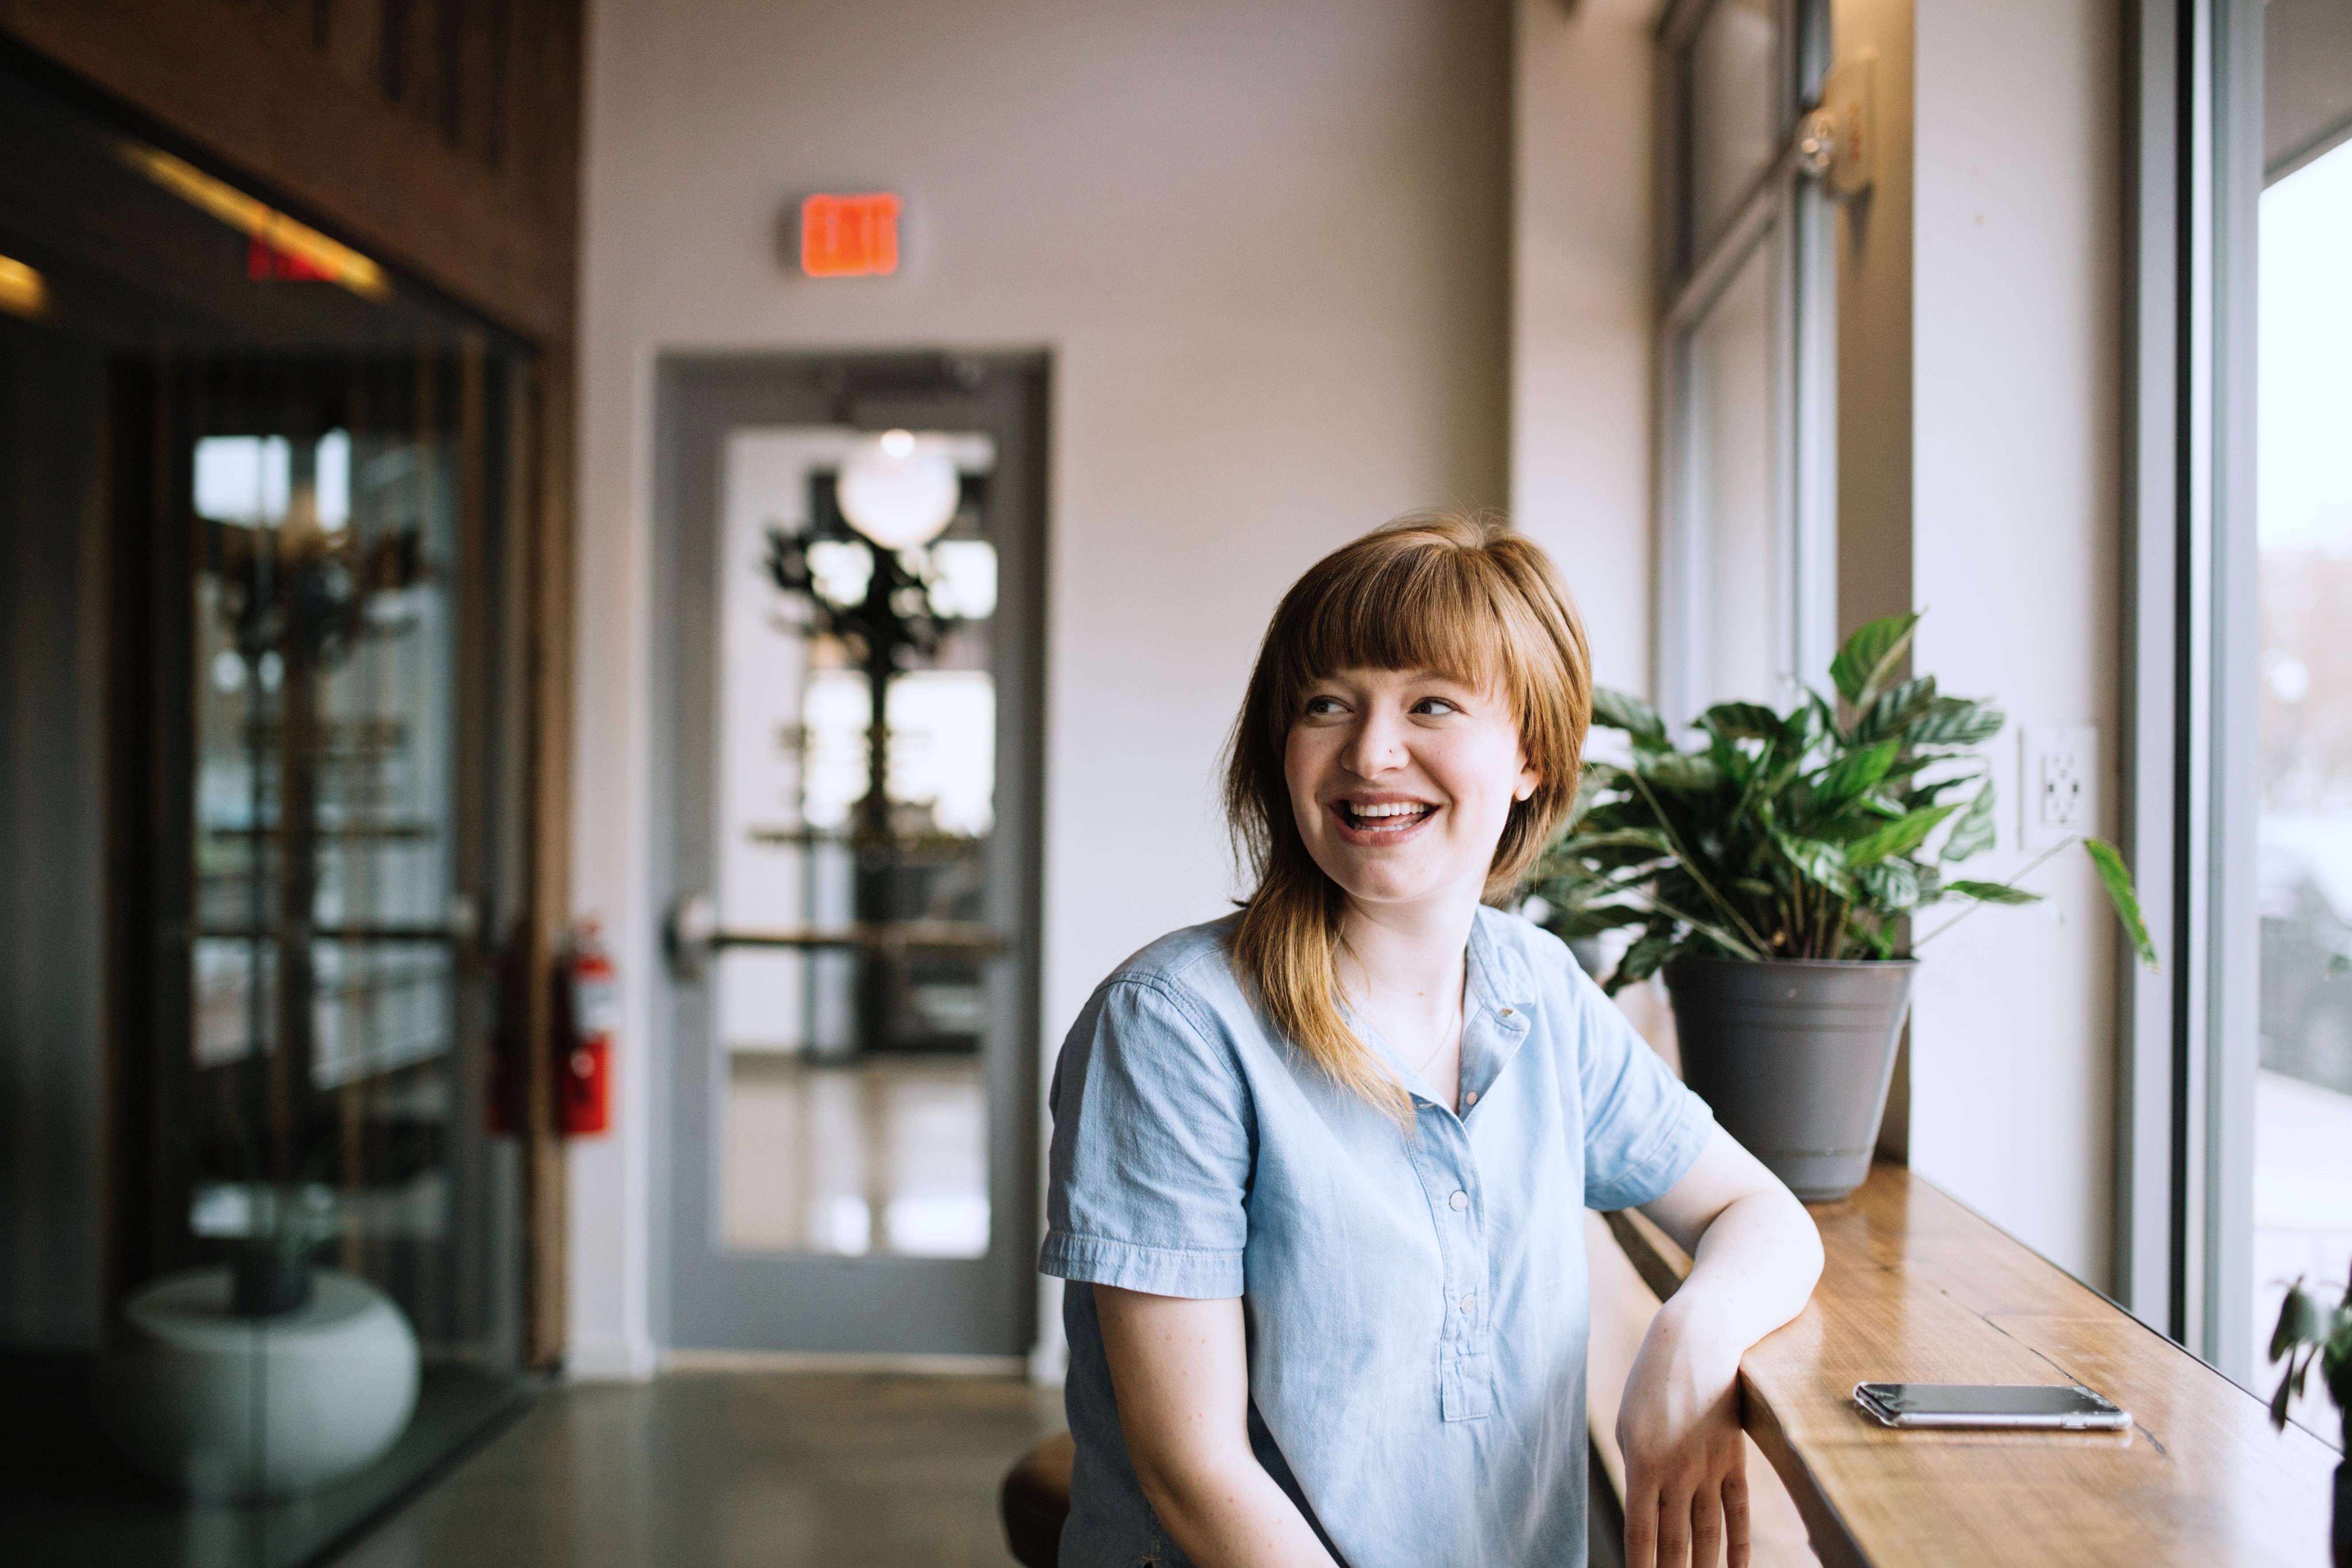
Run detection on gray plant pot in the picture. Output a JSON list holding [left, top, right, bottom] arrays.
[[1661, 956, 1918, 1202]]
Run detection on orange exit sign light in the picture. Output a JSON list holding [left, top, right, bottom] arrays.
[[800, 192, 902, 277]]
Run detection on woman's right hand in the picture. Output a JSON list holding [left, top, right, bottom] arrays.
[[1093, 1285, 1341, 1568], [1616, 1296, 1751, 1568]]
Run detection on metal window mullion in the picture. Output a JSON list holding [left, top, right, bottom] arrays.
[[2200, 0, 2263, 1383], [1791, 175, 1838, 689], [1665, 156, 1795, 333], [1767, 182, 1801, 694], [2117, 0, 2185, 1335], [2173, 0, 2219, 1362], [1656, 326, 1705, 728]]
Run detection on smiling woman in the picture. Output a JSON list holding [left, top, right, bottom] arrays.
[[1039, 514, 1825, 1568]]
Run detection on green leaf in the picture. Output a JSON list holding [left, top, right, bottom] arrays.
[[1550, 903, 1648, 939], [1647, 751, 1724, 796], [2084, 837, 2158, 968], [1850, 677, 1939, 745], [1906, 696, 2007, 748], [1812, 740, 1901, 807], [1830, 612, 1920, 708], [2273, 1280, 2327, 1363], [2270, 1357, 2300, 1431], [1942, 781, 1998, 862], [1846, 802, 1961, 867], [2325, 1311, 2352, 1399], [1944, 878, 2041, 906], [1609, 926, 1681, 993], [1591, 687, 1670, 749], [1858, 859, 1923, 910], [1557, 827, 1674, 856], [1772, 831, 1852, 894], [1790, 689, 1841, 755], [1700, 701, 1784, 743]]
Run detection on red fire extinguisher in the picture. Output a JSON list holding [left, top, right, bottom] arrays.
[[559, 919, 618, 1137]]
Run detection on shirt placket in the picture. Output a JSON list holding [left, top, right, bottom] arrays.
[[1413, 1012, 1504, 1424]]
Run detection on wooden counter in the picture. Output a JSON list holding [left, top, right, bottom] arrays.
[[1603, 1163, 2343, 1566]]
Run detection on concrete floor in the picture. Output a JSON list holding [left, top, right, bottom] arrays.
[[331, 1371, 1064, 1568]]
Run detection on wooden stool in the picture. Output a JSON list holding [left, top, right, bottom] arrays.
[[1000, 1430, 1074, 1568]]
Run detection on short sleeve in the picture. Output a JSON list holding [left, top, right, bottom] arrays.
[[1572, 964, 1715, 1212], [1039, 976, 1253, 1299]]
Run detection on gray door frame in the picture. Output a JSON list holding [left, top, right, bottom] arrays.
[[649, 351, 1047, 1356]]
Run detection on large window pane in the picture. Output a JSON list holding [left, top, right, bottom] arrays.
[[1685, 236, 1781, 712], [1690, 0, 1783, 254], [2251, 136, 2352, 1440]]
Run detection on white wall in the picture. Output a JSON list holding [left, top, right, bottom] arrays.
[[1512, 0, 1660, 695], [569, 0, 1509, 1376], [1908, 0, 2122, 1287]]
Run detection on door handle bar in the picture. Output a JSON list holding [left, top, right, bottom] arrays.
[[664, 891, 1007, 980]]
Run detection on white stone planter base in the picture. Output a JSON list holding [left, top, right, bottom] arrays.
[[98, 1265, 420, 1500]]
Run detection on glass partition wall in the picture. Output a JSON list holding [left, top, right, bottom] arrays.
[[0, 55, 531, 1567]]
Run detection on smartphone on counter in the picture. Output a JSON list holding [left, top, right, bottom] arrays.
[[1852, 1382, 2131, 1431]]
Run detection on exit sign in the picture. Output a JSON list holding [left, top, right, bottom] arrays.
[[800, 192, 901, 277]]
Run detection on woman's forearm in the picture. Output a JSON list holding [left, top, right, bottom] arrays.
[[1132, 1454, 1340, 1568], [1636, 1127, 1823, 1361], [1095, 1285, 1340, 1568], [1664, 1183, 1823, 1356]]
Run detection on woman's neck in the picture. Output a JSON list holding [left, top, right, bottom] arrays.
[[1336, 878, 1482, 1017]]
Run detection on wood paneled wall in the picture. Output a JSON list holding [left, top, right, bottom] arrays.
[[0, 0, 580, 1367], [0, 0, 578, 341]]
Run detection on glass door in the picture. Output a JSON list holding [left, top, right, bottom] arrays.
[[656, 356, 1044, 1358]]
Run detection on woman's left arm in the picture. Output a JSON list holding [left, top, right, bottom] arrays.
[[1615, 1124, 1823, 1568]]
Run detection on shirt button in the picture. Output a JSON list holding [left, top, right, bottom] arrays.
[[1460, 1293, 1477, 1315], [1449, 1190, 1469, 1211], [1464, 1090, 1479, 1106], [1499, 1008, 1512, 1017]]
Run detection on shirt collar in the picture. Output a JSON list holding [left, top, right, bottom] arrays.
[[1345, 909, 1540, 1113]]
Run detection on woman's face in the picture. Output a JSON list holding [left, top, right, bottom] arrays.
[[1283, 666, 1538, 919]]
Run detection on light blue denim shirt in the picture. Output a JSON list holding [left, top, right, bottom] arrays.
[[1041, 906, 1714, 1568]]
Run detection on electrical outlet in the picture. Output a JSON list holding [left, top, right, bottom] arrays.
[[2019, 724, 2099, 851]]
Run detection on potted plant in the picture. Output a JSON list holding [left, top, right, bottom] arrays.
[[2268, 1264, 2351, 1566], [1524, 612, 2153, 1200]]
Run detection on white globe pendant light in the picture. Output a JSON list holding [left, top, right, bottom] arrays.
[[836, 428, 960, 549]]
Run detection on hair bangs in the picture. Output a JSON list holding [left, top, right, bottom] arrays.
[[1282, 545, 1510, 697]]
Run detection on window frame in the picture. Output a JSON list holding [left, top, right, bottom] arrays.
[[2117, 0, 2263, 1379], [1654, 0, 1836, 728]]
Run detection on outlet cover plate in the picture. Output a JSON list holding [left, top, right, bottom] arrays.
[[2019, 724, 2099, 851]]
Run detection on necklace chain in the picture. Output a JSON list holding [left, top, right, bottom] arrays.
[[1404, 976, 1466, 1078]]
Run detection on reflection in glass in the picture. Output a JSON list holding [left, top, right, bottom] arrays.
[[1689, 0, 1783, 256], [2252, 139, 2352, 1442], [1685, 235, 1781, 712], [713, 428, 999, 1257], [723, 1058, 988, 1257], [0, 54, 529, 1565]]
